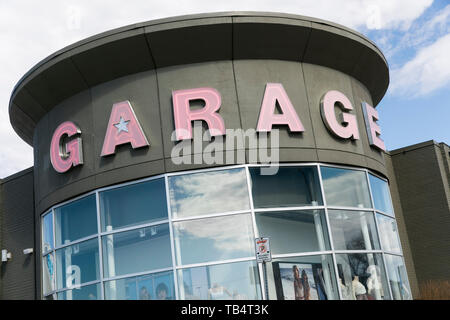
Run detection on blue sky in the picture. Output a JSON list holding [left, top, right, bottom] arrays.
[[0, 0, 448, 177]]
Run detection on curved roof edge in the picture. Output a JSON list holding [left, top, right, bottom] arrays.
[[9, 11, 390, 145]]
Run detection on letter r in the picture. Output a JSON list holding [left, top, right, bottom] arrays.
[[172, 87, 225, 140]]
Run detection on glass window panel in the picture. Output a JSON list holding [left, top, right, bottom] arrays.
[[42, 253, 55, 295], [54, 195, 97, 246], [102, 224, 172, 278], [266, 255, 339, 300], [321, 167, 371, 208], [336, 253, 390, 300], [377, 214, 402, 254], [255, 210, 330, 254], [42, 212, 54, 253], [173, 214, 255, 265], [328, 209, 380, 250], [104, 271, 175, 300], [369, 174, 394, 215], [178, 260, 261, 300], [56, 238, 100, 290], [100, 178, 167, 232], [57, 283, 101, 300], [250, 166, 323, 208], [169, 168, 250, 218], [384, 254, 412, 300]]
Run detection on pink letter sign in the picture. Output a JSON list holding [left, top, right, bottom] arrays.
[[320, 90, 359, 140], [101, 101, 149, 156], [257, 83, 304, 132], [50, 121, 83, 173], [362, 102, 385, 151], [172, 87, 225, 140]]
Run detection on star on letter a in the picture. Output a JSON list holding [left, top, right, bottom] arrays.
[[114, 117, 130, 133]]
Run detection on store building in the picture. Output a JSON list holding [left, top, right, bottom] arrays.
[[0, 12, 447, 300]]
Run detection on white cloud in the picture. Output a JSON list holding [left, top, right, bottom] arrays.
[[390, 33, 450, 97], [0, 0, 434, 178]]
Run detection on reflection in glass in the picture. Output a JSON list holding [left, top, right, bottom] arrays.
[[104, 271, 175, 300], [54, 194, 97, 246], [328, 210, 380, 250], [169, 168, 250, 218], [178, 260, 261, 300], [369, 174, 394, 215], [99, 178, 167, 232], [377, 214, 401, 254], [43, 253, 55, 295], [250, 167, 323, 208], [173, 214, 254, 265], [102, 224, 172, 278], [55, 238, 100, 290], [266, 255, 339, 300], [42, 212, 54, 253], [384, 254, 411, 300], [321, 167, 371, 208], [255, 210, 330, 254], [336, 253, 390, 300], [57, 283, 101, 300]]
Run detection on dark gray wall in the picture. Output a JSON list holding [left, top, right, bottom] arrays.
[[33, 60, 387, 216], [390, 141, 450, 292], [0, 168, 35, 300]]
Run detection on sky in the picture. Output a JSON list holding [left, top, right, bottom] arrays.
[[0, 0, 449, 178]]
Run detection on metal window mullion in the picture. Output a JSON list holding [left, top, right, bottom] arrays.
[[175, 256, 256, 270], [51, 208, 56, 299], [103, 266, 174, 282], [317, 164, 343, 301], [165, 175, 179, 300], [165, 164, 246, 177], [54, 234, 99, 251], [99, 219, 170, 236], [245, 165, 266, 301], [95, 190, 105, 300], [171, 210, 250, 223], [253, 205, 326, 213], [271, 251, 334, 259]]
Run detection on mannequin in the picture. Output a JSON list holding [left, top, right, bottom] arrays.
[[339, 277, 355, 300], [366, 265, 384, 300], [352, 275, 367, 300]]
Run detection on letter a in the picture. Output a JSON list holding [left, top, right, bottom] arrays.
[[101, 101, 149, 156], [257, 83, 305, 132]]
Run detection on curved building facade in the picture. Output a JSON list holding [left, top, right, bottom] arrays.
[[5, 12, 413, 300]]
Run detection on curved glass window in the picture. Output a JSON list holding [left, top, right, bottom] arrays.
[[57, 283, 101, 300], [336, 253, 390, 300], [55, 238, 100, 290], [255, 210, 330, 254], [266, 255, 339, 300], [384, 254, 411, 300], [102, 224, 172, 278], [328, 210, 380, 251], [41, 164, 410, 300], [178, 260, 261, 300], [250, 166, 323, 208], [42, 212, 54, 253], [104, 270, 175, 300], [42, 253, 55, 295], [376, 214, 401, 254], [321, 167, 371, 208], [169, 168, 250, 218], [369, 174, 394, 215], [54, 194, 97, 246], [100, 178, 167, 231], [173, 214, 255, 266]]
